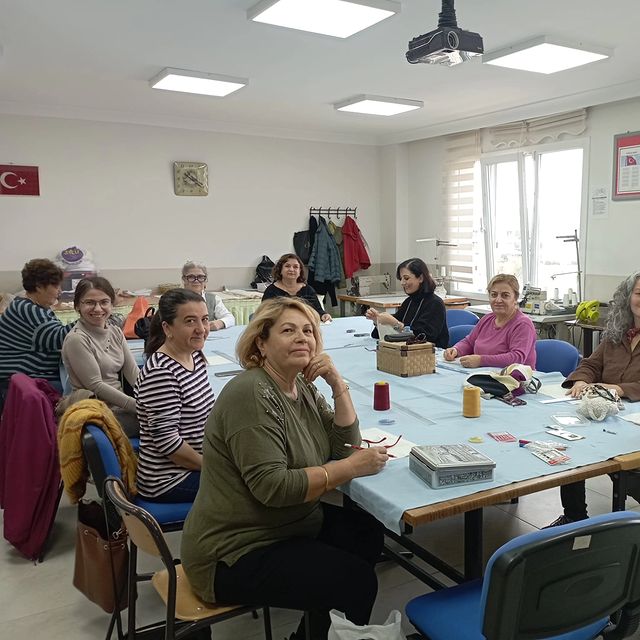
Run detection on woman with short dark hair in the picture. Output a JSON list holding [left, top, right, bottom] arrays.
[[62, 277, 140, 436], [0, 258, 73, 395], [366, 257, 449, 347], [135, 289, 215, 502], [261, 253, 332, 322]]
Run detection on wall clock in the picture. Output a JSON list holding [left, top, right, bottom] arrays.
[[173, 162, 209, 196]]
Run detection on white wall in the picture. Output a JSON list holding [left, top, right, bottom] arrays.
[[404, 97, 640, 301], [0, 115, 381, 290]]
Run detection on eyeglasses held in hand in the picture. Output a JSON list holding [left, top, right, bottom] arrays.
[[80, 299, 112, 308], [183, 274, 207, 283]]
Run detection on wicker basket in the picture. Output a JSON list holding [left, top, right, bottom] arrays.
[[377, 341, 436, 377], [157, 282, 181, 294]]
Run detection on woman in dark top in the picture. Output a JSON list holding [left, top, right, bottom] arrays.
[[366, 258, 449, 348], [261, 253, 332, 322]]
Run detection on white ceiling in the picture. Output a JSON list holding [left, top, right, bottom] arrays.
[[2, 0, 639, 145]]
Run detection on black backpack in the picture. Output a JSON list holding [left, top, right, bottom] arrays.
[[251, 255, 275, 288]]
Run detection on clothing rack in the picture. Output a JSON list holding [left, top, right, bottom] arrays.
[[309, 207, 357, 219]]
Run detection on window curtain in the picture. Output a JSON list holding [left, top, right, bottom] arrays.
[[482, 108, 587, 151], [442, 131, 480, 286]]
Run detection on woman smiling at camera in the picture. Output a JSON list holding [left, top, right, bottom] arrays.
[[181, 297, 387, 640], [261, 253, 332, 322], [62, 277, 140, 436], [181, 260, 235, 331], [135, 289, 214, 503], [366, 258, 449, 347], [443, 274, 536, 368]]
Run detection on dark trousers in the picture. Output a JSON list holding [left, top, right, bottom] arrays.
[[214, 502, 384, 640], [561, 475, 640, 520], [145, 471, 201, 503]]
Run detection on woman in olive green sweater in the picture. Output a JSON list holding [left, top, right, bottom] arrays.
[[181, 298, 388, 640]]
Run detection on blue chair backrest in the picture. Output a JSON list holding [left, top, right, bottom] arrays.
[[535, 339, 580, 377], [446, 309, 479, 328], [448, 324, 475, 347], [480, 511, 640, 639], [82, 424, 122, 498]]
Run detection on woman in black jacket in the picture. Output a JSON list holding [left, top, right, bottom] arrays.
[[366, 258, 449, 348]]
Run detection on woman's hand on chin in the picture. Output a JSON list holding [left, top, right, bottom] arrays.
[[303, 353, 341, 387]]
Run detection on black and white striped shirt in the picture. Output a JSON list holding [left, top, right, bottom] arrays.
[[135, 350, 214, 498], [0, 296, 73, 383]]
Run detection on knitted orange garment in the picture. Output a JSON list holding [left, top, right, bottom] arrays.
[[57, 398, 137, 503]]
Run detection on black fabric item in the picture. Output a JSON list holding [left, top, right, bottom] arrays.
[[214, 503, 383, 640], [134, 307, 155, 345], [251, 256, 275, 288], [308, 216, 318, 258], [293, 230, 312, 265], [465, 374, 512, 398]]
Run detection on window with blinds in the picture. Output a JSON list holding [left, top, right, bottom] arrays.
[[442, 132, 484, 292]]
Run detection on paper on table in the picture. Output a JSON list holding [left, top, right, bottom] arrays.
[[360, 427, 417, 459], [206, 354, 234, 367], [539, 383, 570, 399], [620, 412, 640, 426]]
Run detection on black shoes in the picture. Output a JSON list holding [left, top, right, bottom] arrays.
[[543, 514, 587, 528]]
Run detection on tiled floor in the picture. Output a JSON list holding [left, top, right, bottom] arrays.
[[3, 478, 640, 640]]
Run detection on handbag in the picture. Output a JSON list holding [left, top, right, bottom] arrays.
[[123, 296, 150, 339], [134, 306, 156, 343], [73, 500, 129, 613], [466, 364, 540, 398], [576, 384, 623, 421], [328, 609, 406, 640]]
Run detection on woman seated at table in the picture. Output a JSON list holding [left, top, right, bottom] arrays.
[[181, 260, 235, 331], [262, 253, 332, 322], [366, 258, 449, 347], [0, 258, 74, 398], [135, 289, 215, 502], [61, 277, 140, 437], [181, 297, 387, 640], [443, 274, 536, 368], [546, 272, 640, 527]]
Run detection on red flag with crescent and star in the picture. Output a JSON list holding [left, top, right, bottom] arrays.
[[0, 165, 40, 196]]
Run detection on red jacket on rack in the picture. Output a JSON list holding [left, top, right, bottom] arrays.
[[342, 216, 371, 278]]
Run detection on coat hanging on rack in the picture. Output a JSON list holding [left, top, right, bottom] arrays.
[[342, 216, 371, 278], [308, 217, 341, 307]]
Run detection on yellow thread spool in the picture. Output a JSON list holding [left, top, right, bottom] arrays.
[[463, 385, 481, 418]]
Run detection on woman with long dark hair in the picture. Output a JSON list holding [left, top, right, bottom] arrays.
[[135, 289, 214, 502], [366, 258, 448, 347]]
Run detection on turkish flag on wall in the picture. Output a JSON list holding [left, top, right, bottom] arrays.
[[0, 165, 40, 196]]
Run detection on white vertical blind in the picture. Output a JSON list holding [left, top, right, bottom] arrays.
[[442, 131, 480, 285]]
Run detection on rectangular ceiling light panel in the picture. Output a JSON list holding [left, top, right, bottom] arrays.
[[483, 37, 610, 74], [334, 95, 423, 116], [150, 68, 248, 97], [248, 0, 400, 38]]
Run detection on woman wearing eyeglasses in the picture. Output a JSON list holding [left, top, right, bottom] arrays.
[[61, 277, 140, 436], [546, 272, 640, 527], [181, 261, 235, 331]]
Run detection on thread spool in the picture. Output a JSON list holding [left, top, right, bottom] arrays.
[[462, 385, 481, 418], [373, 381, 391, 411]]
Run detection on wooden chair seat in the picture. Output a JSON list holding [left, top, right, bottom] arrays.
[[152, 564, 244, 622]]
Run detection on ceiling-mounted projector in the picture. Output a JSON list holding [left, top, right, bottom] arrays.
[[406, 0, 483, 66]]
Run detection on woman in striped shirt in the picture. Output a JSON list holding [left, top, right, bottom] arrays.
[[0, 259, 73, 403], [135, 289, 215, 502]]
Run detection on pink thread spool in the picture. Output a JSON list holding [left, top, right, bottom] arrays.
[[373, 381, 391, 411]]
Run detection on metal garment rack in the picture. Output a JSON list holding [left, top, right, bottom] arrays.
[[309, 206, 357, 219]]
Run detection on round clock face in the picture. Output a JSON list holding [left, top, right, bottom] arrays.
[[173, 162, 209, 196]]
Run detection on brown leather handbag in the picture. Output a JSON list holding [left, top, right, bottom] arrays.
[[73, 500, 129, 613]]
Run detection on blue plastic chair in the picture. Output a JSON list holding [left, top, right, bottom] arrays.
[[406, 511, 640, 640], [446, 309, 479, 328], [535, 339, 580, 377], [448, 324, 475, 347]]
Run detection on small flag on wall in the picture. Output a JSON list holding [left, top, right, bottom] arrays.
[[0, 165, 40, 196]]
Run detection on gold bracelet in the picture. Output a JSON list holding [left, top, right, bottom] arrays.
[[332, 384, 350, 400], [320, 465, 330, 493]]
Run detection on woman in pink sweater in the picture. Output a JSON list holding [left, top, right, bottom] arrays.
[[443, 274, 536, 369]]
